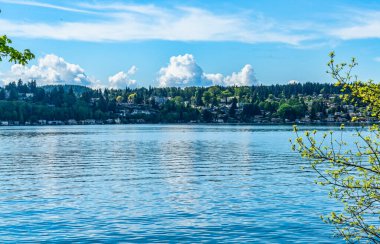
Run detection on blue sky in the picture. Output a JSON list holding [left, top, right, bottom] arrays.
[[0, 0, 380, 88]]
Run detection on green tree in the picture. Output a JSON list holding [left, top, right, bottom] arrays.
[[277, 103, 295, 121], [222, 90, 232, 104], [292, 53, 380, 243], [128, 93, 137, 104], [116, 95, 123, 103], [229, 97, 237, 117], [241, 103, 260, 121], [202, 91, 212, 107], [173, 96, 183, 106], [193, 90, 203, 106], [0, 35, 34, 64], [65, 87, 77, 107], [202, 109, 214, 123]]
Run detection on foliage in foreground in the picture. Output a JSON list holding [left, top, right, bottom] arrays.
[[292, 52, 380, 243], [292, 125, 380, 242], [0, 35, 34, 65]]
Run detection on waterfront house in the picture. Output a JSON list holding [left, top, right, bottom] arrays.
[[326, 115, 335, 122], [67, 119, 78, 125], [38, 120, 47, 125], [48, 120, 64, 125]]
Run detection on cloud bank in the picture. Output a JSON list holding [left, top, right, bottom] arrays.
[[158, 54, 257, 87], [1, 53, 255, 88], [0, 54, 141, 89], [1, 54, 96, 86]]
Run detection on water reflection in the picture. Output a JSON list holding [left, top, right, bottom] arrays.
[[0, 125, 343, 242]]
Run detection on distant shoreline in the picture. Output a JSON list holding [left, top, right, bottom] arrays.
[[0, 121, 377, 127]]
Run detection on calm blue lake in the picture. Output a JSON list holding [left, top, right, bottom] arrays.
[[0, 125, 347, 243]]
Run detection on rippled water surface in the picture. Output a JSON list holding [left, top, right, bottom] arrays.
[[0, 125, 347, 243]]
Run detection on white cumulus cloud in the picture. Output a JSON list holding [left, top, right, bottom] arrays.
[[1, 54, 96, 86], [158, 54, 208, 87], [223, 64, 256, 86], [108, 66, 138, 89], [158, 54, 257, 87]]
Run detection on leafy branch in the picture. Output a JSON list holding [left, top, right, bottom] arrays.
[[0, 35, 35, 65]]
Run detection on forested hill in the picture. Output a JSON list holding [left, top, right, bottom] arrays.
[[42, 84, 92, 95], [0, 80, 367, 125]]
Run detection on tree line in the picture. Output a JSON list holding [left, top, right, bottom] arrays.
[[0, 79, 347, 123]]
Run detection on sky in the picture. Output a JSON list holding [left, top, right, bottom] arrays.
[[0, 0, 380, 88]]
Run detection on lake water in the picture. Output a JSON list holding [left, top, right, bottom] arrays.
[[0, 125, 346, 243]]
